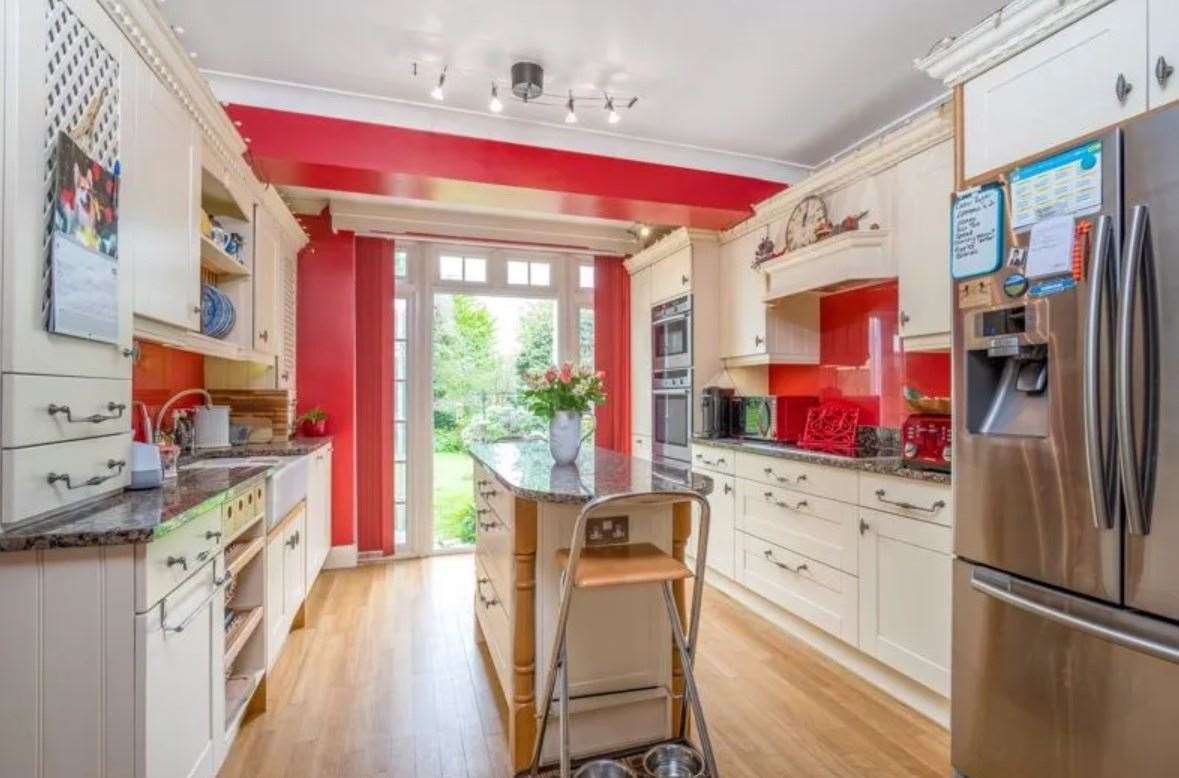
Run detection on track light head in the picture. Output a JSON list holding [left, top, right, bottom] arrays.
[[431, 68, 446, 101], [565, 92, 577, 124], [489, 83, 503, 113]]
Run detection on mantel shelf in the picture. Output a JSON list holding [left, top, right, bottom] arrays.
[[760, 229, 894, 301]]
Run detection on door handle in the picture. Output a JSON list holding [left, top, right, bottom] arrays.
[[1116, 73, 1133, 104], [47, 401, 126, 424], [1083, 214, 1119, 531], [1157, 56, 1174, 88], [859, 518, 870, 535], [971, 566, 1179, 665], [873, 489, 945, 514]]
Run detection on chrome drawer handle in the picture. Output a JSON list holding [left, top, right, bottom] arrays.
[[723, 483, 732, 495], [764, 467, 805, 485], [205, 530, 223, 542], [480, 489, 499, 499], [874, 489, 945, 514], [47, 459, 126, 490], [478, 519, 500, 531], [763, 549, 807, 575], [167, 555, 188, 571], [163, 560, 226, 634], [48, 402, 126, 424], [695, 455, 725, 467], [763, 492, 807, 510], [475, 577, 499, 608]]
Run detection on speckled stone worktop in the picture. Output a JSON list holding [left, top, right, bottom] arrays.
[[194, 436, 332, 458], [693, 437, 952, 485], [468, 442, 713, 505]]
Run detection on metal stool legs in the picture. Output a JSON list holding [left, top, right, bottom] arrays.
[[529, 490, 719, 777]]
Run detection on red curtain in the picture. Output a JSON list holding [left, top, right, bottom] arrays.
[[593, 255, 631, 454], [355, 237, 396, 556]]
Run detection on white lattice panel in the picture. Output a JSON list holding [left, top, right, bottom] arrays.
[[41, 0, 121, 320], [281, 250, 298, 415]]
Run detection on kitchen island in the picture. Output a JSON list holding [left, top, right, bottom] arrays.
[[466, 442, 712, 772]]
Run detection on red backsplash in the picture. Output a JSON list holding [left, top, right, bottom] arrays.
[[768, 281, 950, 428], [131, 341, 205, 441]]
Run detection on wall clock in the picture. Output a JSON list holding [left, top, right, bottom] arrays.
[[784, 195, 828, 251]]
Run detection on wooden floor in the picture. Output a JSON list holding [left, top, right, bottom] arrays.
[[218, 555, 948, 777]]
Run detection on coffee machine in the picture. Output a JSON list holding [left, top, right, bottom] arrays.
[[698, 386, 735, 439]]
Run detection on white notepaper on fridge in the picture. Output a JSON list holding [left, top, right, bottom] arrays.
[[1025, 215, 1074, 279]]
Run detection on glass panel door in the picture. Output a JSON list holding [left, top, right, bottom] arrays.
[[394, 296, 409, 550]]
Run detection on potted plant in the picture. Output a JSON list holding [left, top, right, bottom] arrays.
[[521, 363, 606, 465], [297, 406, 329, 437]]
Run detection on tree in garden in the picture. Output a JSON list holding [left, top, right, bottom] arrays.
[[514, 300, 556, 380]]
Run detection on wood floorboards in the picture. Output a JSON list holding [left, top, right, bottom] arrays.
[[218, 554, 948, 777]]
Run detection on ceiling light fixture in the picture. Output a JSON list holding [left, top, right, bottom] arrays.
[[430, 67, 447, 101], [605, 94, 621, 124], [565, 91, 577, 124], [489, 82, 503, 113]]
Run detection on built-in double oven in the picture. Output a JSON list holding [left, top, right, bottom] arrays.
[[651, 295, 692, 463]]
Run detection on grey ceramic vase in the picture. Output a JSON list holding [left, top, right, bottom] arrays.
[[548, 410, 586, 466]]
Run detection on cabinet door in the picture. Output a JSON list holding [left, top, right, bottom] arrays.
[[722, 253, 768, 359], [689, 473, 735, 579], [629, 269, 652, 437], [895, 141, 954, 342], [126, 55, 201, 329], [252, 206, 280, 355], [319, 448, 333, 569], [963, 0, 1147, 179], [265, 529, 285, 668], [283, 513, 307, 616], [304, 450, 330, 584], [1150, 0, 1179, 108], [858, 509, 952, 695], [651, 247, 692, 303]]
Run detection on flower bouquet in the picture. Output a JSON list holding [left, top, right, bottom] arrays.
[[521, 363, 606, 464]]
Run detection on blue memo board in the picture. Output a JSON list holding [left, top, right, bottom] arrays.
[[950, 184, 1005, 280]]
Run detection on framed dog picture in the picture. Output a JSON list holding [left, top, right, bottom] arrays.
[[52, 132, 119, 258]]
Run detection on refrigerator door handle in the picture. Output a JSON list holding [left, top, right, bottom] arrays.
[[1084, 214, 1118, 530], [1117, 205, 1161, 536], [971, 566, 1179, 665]]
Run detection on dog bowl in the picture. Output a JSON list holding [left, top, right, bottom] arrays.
[[642, 743, 705, 778], [574, 759, 637, 778]]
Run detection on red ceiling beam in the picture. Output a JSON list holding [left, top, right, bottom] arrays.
[[228, 104, 786, 231]]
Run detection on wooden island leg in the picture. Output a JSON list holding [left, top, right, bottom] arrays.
[[510, 498, 539, 773]]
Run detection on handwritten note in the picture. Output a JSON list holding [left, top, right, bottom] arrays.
[[1026, 215, 1075, 279], [951, 186, 1004, 280]]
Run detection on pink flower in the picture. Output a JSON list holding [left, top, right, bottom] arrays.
[[544, 367, 558, 383], [558, 364, 573, 383], [595, 370, 606, 380]]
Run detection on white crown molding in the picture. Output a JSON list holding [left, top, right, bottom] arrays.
[[96, 0, 307, 249], [913, 0, 1113, 86], [200, 71, 812, 185], [328, 198, 638, 256], [719, 104, 953, 244], [623, 227, 718, 274]]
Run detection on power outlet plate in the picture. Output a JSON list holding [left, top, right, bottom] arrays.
[[585, 515, 629, 546]]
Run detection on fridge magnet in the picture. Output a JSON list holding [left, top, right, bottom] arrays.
[[1028, 277, 1077, 298], [52, 132, 119, 258]]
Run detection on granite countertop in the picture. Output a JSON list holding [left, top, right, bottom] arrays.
[[194, 436, 332, 458], [0, 465, 270, 552], [468, 442, 713, 505], [693, 437, 952, 485]]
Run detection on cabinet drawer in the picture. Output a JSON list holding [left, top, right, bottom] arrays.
[[222, 478, 266, 542], [632, 435, 652, 461], [475, 492, 513, 604], [1, 433, 131, 526], [735, 452, 857, 502], [475, 464, 515, 529], [690, 444, 736, 476], [859, 474, 952, 526], [736, 480, 858, 574], [138, 506, 223, 612], [475, 555, 513, 700], [1, 375, 131, 447], [737, 533, 858, 645]]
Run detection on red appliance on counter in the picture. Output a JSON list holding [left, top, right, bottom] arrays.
[[735, 395, 818, 443], [901, 414, 951, 472]]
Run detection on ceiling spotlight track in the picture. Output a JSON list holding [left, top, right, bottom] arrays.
[[411, 60, 639, 124]]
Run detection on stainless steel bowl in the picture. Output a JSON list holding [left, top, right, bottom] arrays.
[[642, 743, 705, 778], [574, 760, 637, 778]]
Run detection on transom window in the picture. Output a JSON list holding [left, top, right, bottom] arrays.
[[439, 254, 487, 283], [395, 249, 408, 278], [507, 259, 552, 287], [578, 264, 595, 289]]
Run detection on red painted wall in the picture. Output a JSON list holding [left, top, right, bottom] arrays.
[[768, 282, 950, 428], [297, 212, 358, 549], [354, 237, 395, 556], [131, 342, 206, 441]]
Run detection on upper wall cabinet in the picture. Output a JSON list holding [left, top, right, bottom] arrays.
[[124, 50, 201, 330], [1149, 0, 1179, 108], [650, 245, 692, 304], [894, 140, 953, 349], [251, 205, 280, 356], [1, 0, 135, 378], [961, 0, 1147, 179]]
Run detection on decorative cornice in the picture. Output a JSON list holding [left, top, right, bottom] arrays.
[[913, 0, 1113, 87], [624, 227, 718, 274], [720, 105, 953, 244], [96, 0, 307, 249]]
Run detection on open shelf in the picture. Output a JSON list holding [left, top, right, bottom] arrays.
[[224, 669, 264, 731], [200, 235, 251, 277], [225, 535, 265, 579], [224, 606, 264, 670]]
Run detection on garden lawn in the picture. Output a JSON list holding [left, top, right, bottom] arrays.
[[433, 450, 475, 547]]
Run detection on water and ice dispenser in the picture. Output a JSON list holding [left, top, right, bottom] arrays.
[[963, 301, 1050, 438]]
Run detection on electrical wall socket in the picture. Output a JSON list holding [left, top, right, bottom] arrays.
[[585, 515, 629, 546]]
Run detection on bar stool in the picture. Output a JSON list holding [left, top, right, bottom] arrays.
[[529, 489, 718, 777]]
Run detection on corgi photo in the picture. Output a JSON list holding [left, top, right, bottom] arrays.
[[52, 132, 118, 258]]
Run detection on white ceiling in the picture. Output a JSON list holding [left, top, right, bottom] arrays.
[[161, 0, 1002, 175]]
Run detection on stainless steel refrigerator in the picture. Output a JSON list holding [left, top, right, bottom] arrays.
[[952, 105, 1179, 777]]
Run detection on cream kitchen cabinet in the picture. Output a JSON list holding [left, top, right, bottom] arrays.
[[857, 507, 952, 696], [252, 205, 281, 356], [266, 503, 306, 669], [1149, 0, 1179, 108], [629, 267, 652, 438], [962, 0, 1147, 179], [685, 451, 736, 580], [718, 250, 819, 366], [124, 48, 202, 330], [305, 445, 333, 584], [649, 245, 692, 304], [894, 140, 953, 349]]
